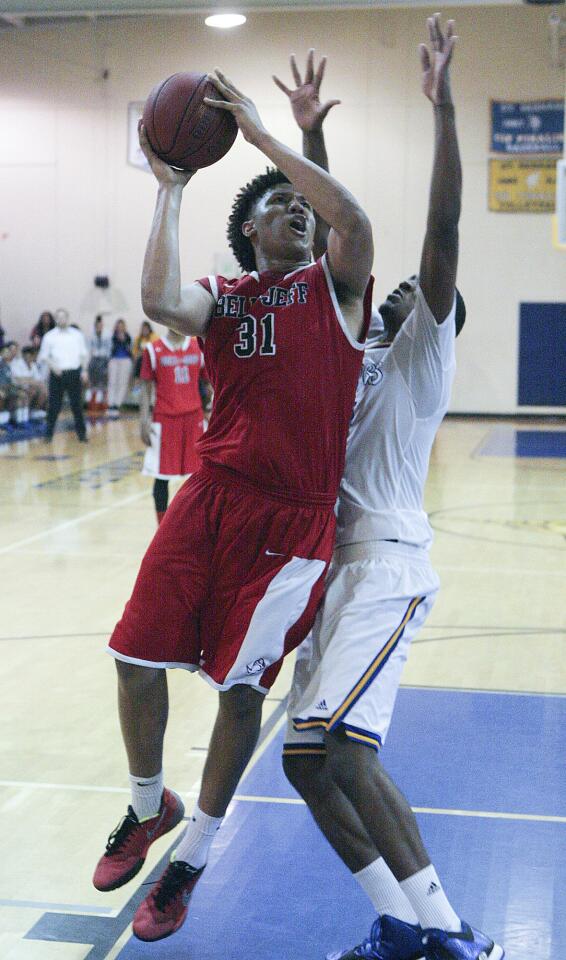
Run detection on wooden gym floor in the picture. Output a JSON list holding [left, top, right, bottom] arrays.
[[0, 413, 565, 959]]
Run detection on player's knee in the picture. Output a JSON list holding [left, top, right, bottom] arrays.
[[282, 753, 326, 803], [115, 658, 163, 695], [218, 684, 264, 729], [325, 729, 372, 797]]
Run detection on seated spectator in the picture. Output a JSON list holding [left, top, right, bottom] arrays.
[[30, 311, 55, 347], [0, 345, 29, 426], [132, 321, 158, 379], [87, 314, 112, 413], [107, 318, 133, 417], [10, 345, 48, 416], [3, 341, 18, 365]]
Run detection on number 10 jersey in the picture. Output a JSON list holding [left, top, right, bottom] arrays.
[[197, 255, 372, 506]]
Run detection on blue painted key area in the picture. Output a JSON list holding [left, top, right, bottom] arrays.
[[476, 427, 566, 459], [110, 688, 566, 960]]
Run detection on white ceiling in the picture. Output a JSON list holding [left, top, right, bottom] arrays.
[[0, 0, 527, 23]]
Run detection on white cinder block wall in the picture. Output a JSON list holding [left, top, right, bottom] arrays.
[[0, 7, 564, 413]]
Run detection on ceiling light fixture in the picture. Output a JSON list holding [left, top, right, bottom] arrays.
[[205, 13, 247, 29]]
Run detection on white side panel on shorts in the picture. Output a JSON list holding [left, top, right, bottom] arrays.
[[222, 555, 326, 689]]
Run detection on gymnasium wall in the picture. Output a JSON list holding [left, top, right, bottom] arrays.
[[0, 6, 564, 414]]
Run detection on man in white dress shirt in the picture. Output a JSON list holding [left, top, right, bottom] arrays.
[[278, 17, 503, 960], [39, 308, 89, 442]]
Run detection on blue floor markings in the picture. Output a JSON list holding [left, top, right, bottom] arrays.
[[476, 427, 566, 459], [24, 688, 566, 960]]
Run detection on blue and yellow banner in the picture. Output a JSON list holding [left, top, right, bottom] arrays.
[[489, 158, 557, 213], [491, 100, 564, 155]]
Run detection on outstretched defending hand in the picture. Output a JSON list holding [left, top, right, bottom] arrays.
[[138, 122, 195, 186], [204, 71, 268, 146], [420, 13, 457, 107], [273, 49, 340, 133]]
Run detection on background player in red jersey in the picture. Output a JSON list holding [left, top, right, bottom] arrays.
[[139, 328, 206, 525], [92, 70, 373, 942]]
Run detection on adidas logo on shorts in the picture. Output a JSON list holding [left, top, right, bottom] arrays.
[[315, 699, 328, 711]]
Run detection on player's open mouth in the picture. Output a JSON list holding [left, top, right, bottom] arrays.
[[386, 291, 402, 303], [288, 215, 307, 236]]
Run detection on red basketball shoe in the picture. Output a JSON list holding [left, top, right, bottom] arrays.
[[92, 788, 185, 892], [132, 860, 204, 941]]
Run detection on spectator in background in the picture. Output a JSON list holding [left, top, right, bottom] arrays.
[[10, 344, 47, 415], [0, 344, 29, 427], [107, 318, 133, 417], [30, 311, 55, 348], [3, 341, 18, 365], [132, 320, 158, 379], [87, 314, 112, 414], [38, 307, 89, 442]]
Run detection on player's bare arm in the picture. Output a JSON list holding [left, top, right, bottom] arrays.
[[418, 14, 462, 324], [140, 378, 153, 446], [274, 49, 338, 258], [139, 123, 216, 338], [205, 70, 373, 340]]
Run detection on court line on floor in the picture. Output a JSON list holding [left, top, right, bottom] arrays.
[[0, 899, 117, 915], [229, 794, 566, 824], [22, 701, 288, 960], [2, 780, 563, 825], [434, 564, 566, 577], [400, 683, 566, 698], [0, 490, 148, 556]]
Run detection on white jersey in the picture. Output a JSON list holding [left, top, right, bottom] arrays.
[[336, 286, 456, 550]]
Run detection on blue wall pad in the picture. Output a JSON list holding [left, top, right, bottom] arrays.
[[518, 302, 566, 406]]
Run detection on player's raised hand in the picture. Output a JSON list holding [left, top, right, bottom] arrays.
[[420, 13, 457, 106], [273, 49, 341, 133], [138, 122, 195, 186], [204, 71, 268, 146]]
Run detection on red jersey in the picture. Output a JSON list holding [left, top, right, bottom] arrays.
[[197, 255, 372, 504], [140, 335, 203, 417]]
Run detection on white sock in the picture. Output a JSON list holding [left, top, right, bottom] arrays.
[[173, 804, 223, 869], [129, 771, 164, 821], [400, 865, 461, 932], [355, 858, 419, 924]]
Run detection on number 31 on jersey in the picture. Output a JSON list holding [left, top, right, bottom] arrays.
[[234, 313, 276, 358]]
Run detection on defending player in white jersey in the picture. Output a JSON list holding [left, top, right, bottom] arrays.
[[276, 18, 504, 960]]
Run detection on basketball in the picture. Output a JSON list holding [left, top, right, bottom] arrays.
[[142, 72, 238, 171]]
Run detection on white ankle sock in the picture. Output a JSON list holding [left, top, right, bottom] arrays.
[[400, 865, 461, 932], [355, 858, 419, 924], [129, 771, 164, 821], [174, 804, 223, 869]]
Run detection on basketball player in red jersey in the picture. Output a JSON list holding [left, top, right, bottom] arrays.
[[92, 71, 373, 941], [139, 328, 206, 525]]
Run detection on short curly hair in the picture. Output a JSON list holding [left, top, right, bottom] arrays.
[[227, 167, 290, 273]]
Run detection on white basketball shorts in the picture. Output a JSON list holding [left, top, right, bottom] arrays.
[[284, 540, 439, 755]]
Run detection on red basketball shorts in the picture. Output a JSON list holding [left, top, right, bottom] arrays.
[[108, 466, 336, 692], [141, 410, 203, 480]]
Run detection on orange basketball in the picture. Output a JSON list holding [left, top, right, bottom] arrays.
[[142, 72, 238, 171]]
